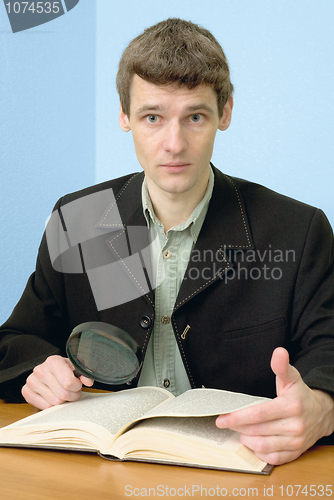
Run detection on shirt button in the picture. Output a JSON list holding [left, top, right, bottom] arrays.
[[161, 315, 170, 324], [163, 378, 170, 388], [162, 249, 172, 259]]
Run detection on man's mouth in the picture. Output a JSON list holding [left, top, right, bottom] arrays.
[[160, 163, 190, 171]]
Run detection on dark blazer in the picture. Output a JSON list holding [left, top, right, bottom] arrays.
[[1, 166, 334, 415]]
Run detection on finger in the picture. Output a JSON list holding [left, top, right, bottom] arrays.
[[22, 379, 82, 409], [21, 383, 53, 410], [270, 347, 302, 396], [32, 358, 82, 397], [240, 433, 304, 465], [216, 397, 289, 429], [24, 356, 85, 408], [255, 449, 302, 466], [79, 375, 94, 387], [240, 432, 304, 453], [225, 414, 306, 438], [48, 357, 83, 392], [64, 358, 94, 387], [24, 370, 82, 408]]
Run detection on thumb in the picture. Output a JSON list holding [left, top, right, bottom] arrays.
[[271, 347, 301, 397]]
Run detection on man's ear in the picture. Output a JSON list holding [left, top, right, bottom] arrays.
[[119, 103, 131, 132], [218, 95, 233, 131]]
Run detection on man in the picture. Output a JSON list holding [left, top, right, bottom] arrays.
[[0, 18, 333, 466]]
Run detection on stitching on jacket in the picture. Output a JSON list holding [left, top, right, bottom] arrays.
[[98, 174, 139, 227], [172, 318, 195, 387], [141, 328, 151, 352], [103, 174, 154, 308], [174, 174, 251, 308], [107, 235, 154, 307], [225, 175, 252, 248], [107, 229, 126, 245], [174, 255, 230, 309]]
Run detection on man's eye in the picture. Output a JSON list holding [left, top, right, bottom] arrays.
[[190, 114, 202, 123], [147, 115, 158, 123]]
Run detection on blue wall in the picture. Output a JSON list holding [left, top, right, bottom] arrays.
[[1, 0, 333, 323], [95, 0, 334, 221], [0, 0, 96, 322]]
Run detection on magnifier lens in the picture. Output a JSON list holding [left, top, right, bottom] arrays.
[[66, 322, 142, 385]]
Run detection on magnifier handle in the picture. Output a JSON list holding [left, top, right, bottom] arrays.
[[73, 368, 94, 383], [73, 368, 83, 379]]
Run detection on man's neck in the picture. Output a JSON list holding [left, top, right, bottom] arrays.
[[146, 176, 210, 233]]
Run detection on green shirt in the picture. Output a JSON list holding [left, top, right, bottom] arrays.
[[138, 168, 214, 395]]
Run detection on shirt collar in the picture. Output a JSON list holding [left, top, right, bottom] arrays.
[[142, 167, 215, 242]]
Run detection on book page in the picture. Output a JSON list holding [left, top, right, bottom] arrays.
[[112, 416, 238, 463], [135, 416, 236, 447], [1, 387, 174, 437], [113, 415, 267, 471], [140, 388, 270, 419]]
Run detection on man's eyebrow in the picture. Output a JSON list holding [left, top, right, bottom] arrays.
[[135, 103, 215, 115], [135, 104, 165, 115], [185, 103, 215, 114]]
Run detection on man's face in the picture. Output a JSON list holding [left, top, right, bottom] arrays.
[[119, 75, 233, 201]]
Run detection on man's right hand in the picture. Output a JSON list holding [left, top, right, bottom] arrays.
[[21, 355, 94, 410]]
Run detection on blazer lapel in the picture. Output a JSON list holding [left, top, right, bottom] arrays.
[[91, 167, 254, 312], [93, 172, 155, 309], [174, 166, 255, 310]]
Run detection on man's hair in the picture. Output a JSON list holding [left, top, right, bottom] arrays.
[[116, 18, 234, 118]]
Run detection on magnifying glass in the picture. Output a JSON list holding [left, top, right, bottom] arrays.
[[66, 322, 143, 385]]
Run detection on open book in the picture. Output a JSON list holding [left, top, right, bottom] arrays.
[[0, 386, 273, 474]]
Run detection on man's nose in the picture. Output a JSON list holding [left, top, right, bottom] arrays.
[[163, 122, 187, 155]]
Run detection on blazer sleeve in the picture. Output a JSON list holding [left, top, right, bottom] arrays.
[[290, 208, 334, 396], [0, 201, 67, 401]]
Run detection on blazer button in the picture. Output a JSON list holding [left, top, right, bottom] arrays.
[[140, 315, 152, 329]]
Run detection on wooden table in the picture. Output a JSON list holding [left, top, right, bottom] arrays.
[[0, 398, 333, 500]]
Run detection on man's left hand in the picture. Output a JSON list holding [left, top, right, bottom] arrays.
[[215, 347, 334, 465]]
